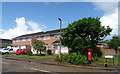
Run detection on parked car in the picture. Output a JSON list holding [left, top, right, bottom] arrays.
[[0, 48, 15, 54], [16, 49, 29, 55]]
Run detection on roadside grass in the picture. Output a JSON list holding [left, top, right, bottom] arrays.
[[2, 54, 56, 59], [2, 54, 119, 67], [95, 56, 119, 66]]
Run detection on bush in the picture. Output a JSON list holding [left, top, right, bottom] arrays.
[[47, 50, 52, 55], [92, 57, 99, 61], [56, 52, 88, 64], [68, 52, 87, 64], [55, 54, 69, 63]]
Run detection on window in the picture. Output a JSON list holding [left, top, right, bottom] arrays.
[[44, 35, 50, 40], [45, 45, 51, 50], [13, 40, 15, 42], [37, 36, 41, 40], [16, 38, 20, 42], [54, 34, 61, 39], [22, 38, 26, 41], [53, 44, 58, 50], [27, 37, 31, 41]]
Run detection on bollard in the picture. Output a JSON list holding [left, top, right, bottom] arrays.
[[105, 63, 108, 68]]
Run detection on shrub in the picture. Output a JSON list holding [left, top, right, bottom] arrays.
[[56, 52, 88, 64], [55, 54, 69, 63], [47, 50, 52, 55], [68, 52, 87, 64], [92, 57, 99, 61]]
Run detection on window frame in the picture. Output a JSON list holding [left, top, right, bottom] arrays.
[[54, 34, 61, 39], [44, 35, 50, 40]]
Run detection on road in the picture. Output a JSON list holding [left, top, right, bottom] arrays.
[[1, 56, 118, 74]]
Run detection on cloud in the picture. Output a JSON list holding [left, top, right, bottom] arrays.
[[0, 17, 47, 39], [27, 21, 42, 32], [92, 2, 118, 39], [93, 2, 118, 15]]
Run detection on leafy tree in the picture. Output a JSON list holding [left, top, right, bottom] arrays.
[[61, 17, 112, 57], [32, 40, 46, 55], [107, 36, 120, 55]]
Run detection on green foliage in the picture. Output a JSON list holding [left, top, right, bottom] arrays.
[[68, 52, 87, 64], [107, 36, 120, 50], [61, 17, 112, 57], [55, 54, 69, 63], [56, 52, 88, 64], [107, 36, 120, 55], [32, 40, 46, 55], [92, 57, 99, 61]]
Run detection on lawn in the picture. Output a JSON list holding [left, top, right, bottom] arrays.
[[3, 54, 56, 59]]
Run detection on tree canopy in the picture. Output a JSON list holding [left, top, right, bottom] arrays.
[[107, 36, 120, 50], [61, 17, 112, 57], [32, 40, 46, 55]]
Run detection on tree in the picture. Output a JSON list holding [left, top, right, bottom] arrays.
[[107, 36, 120, 55], [61, 17, 112, 57], [32, 40, 46, 55]]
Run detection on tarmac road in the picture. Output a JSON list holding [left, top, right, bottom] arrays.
[[1, 56, 118, 74]]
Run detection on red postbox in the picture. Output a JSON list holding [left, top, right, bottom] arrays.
[[87, 49, 93, 64]]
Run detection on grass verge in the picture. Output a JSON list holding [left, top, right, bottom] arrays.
[[2, 54, 55, 59]]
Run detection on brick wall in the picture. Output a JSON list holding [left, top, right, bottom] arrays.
[[12, 38, 31, 46], [101, 48, 115, 56]]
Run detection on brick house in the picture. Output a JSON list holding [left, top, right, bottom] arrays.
[[0, 38, 12, 48], [12, 29, 68, 54]]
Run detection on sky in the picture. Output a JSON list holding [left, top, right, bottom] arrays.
[[0, 1, 118, 39]]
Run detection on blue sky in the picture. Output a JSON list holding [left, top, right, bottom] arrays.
[[0, 2, 118, 39], [2, 2, 104, 31]]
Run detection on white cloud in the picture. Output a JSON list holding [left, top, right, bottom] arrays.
[[92, 2, 118, 39], [100, 8, 118, 38], [93, 2, 118, 15], [0, 17, 47, 39], [27, 21, 42, 32]]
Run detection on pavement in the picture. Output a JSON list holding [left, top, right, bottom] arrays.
[[3, 56, 120, 72]]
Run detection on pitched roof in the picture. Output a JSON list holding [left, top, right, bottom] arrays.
[[12, 29, 63, 39]]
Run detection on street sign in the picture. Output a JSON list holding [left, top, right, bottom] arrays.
[[105, 55, 116, 58]]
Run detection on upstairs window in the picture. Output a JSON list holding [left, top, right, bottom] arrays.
[[44, 35, 50, 40], [37, 36, 41, 40], [27, 37, 31, 41], [13, 40, 15, 42], [54, 34, 61, 39], [16, 38, 20, 42], [22, 38, 26, 41]]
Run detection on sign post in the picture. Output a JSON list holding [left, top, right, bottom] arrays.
[[104, 55, 116, 67]]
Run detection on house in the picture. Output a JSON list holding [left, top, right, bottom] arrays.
[[0, 38, 12, 48], [12, 29, 68, 54]]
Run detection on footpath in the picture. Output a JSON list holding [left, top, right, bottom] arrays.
[[3, 56, 119, 72]]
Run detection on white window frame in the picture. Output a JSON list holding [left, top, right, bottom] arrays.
[[27, 37, 31, 41], [54, 34, 61, 39], [16, 38, 20, 42], [44, 35, 50, 40], [37, 36, 41, 40], [53, 44, 58, 50], [13, 40, 15, 42], [22, 38, 26, 41]]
